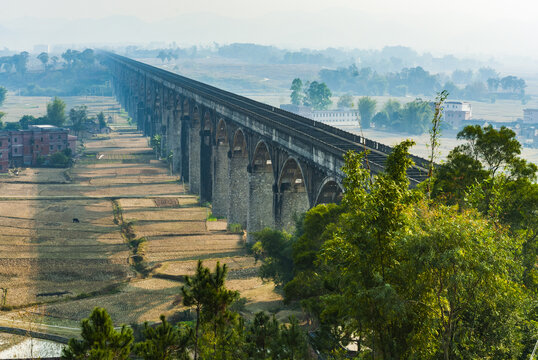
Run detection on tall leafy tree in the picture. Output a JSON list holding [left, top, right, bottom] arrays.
[[69, 105, 89, 137], [357, 96, 377, 129], [46, 97, 66, 126], [456, 124, 521, 176], [290, 78, 304, 106], [304, 81, 332, 110], [62, 307, 134, 360], [37, 52, 49, 70]]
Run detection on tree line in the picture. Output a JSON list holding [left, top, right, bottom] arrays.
[[289, 78, 435, 135], [0, 49, 96, 74], [62, 261, 312, 360], [251, 121, 537, 358], [319, 64, 527, 102], [0, 49, 110, 97]]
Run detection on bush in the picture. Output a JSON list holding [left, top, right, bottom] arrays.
[[227, 223, 243, 233], [49, 151, 70, 167]]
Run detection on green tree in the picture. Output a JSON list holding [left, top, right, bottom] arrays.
[[97, 112, 107, 129], [372, 111, 389, 128], [0, 86, 6, 107], [37, 52, 49, 70], [456, 124, 521, 177], [357, 96, 377, 129], [304, 81, 332, 110], [62, 307, 134, 360], [400, 99, 433, 134], [134, 315, 191, 360], [243, 312, 281, 359], [12, 52, 29, 74], [382, 98, 401, 126], [432, 151, 488, 206], [69, 105, 88, 137], [181, 260, 211, 360], [252, 228, 295, 286], [19, 115, 36, 129], [46, 97, 66, 126], [337, 93, 354, 108], [401, 205, 527, 359], [49, 151, 70, 167], [290, 78, 304, 106], [202, 262, 240, 357], [280, 316, 310, 359]]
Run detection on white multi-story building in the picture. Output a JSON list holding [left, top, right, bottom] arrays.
[[442, 101, 472, 128], [280, 104, 359, 127], [523, 109, 538, 124]]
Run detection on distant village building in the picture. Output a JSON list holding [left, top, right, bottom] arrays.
[[0, 125, 76, 172], [523, 109, 538, 124], [440, 101, 472, 128], [280, 104, 359, 127]]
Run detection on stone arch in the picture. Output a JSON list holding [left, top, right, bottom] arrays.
[[315, 177, 344, 205], [277, 157, 310, 232], [188, 105, 201, 194], [212, 119, 230, 217], [200, 111, 213, 202], [228, 128, 249, 228], [247, 140, 275, 239]]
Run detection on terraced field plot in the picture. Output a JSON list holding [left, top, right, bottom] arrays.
[[0, 129, 283, 338]]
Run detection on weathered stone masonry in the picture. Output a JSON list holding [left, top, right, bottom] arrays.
[[103, 52, 428, 240]]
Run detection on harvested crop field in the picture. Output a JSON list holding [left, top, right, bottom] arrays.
[[0, 120, 284, 336]]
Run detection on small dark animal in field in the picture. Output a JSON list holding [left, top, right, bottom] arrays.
[[72, 218, 80, 223]]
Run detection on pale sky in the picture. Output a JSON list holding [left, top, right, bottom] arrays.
[[1, 0, 538, 58]]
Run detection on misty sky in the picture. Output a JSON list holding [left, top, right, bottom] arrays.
[[1, 0, 538, 58]]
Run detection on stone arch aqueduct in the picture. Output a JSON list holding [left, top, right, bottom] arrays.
[[102, 52, 429, 236]]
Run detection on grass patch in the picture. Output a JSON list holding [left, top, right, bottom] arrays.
[[227, 223, 243, 233]]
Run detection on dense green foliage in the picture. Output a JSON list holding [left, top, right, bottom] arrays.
[[253, 134, 537, 358], [288, 78, 332, 110], [370, 98, 434, 134]]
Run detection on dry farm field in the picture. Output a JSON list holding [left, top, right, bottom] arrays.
[[0, 106, 288, 339]]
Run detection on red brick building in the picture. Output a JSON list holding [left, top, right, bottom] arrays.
[[0, 133, 9, 172], [0, 125, 76, 172]]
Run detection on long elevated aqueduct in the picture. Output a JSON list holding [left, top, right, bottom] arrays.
[[102, 52, 429, 234]]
